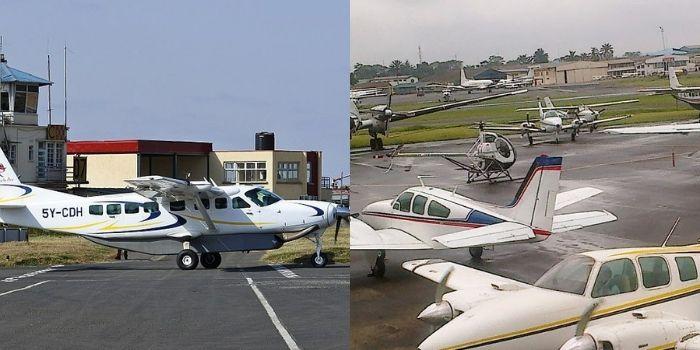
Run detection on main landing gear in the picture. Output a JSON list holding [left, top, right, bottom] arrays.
[[176, 248, 222, 270], [469, 246, 483, 259], [310, 232, 329, 268], [369, 137, 384, 151], [368, 250, 386, 278]]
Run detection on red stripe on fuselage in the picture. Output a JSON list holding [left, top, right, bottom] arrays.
[[509, 165, 561, 208]]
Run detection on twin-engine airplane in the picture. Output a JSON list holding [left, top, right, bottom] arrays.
[[517, 96, 638, 132], [405, 244, 700, 350], [351, 156, 617, 277], [351, 89, 527, 151], [482, 98, 632, 145], [0, 150, 348, 270]]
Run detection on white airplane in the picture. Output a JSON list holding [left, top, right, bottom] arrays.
[[517, 96, 638, 133], [350, 87, 387, 100], [433, 66, 495, 93], [641, 67, 700, 112], [351, 155, 617, 277], [482, 98, 631, 144], [404, 243, 700, 350], [0, 150, 348, 270], [351, 89, 527, 151]]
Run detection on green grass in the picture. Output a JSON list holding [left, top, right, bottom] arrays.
[[0, 233, 114, 267], [351, 91, 699, 148], [261, 224, 349, 265], [599, 73, 700, 88]]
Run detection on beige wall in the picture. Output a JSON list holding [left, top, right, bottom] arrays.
[[67, 153, 138, 188], [210, 151, 274, 189]]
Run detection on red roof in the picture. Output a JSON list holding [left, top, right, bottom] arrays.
[[67, 140, 212, 155]]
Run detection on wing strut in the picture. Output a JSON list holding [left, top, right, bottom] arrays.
[[193, 194, 218, 233]]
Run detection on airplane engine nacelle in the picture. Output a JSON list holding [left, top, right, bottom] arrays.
[[417, 301, 458, 325], [521, 122, 536, 129]]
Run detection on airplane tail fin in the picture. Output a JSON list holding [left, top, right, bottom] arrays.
[[0, 147, 21, 185], [501, 155, 561, 232], [460, 65, 467, 86], [669, 67, 682, 89], [538, 99, 545, 119]]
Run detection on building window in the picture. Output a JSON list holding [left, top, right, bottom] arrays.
[[224, 161, 267, 183], [28, 145, 33, 162], [38, 141, 64, 179], [277, 162, 299, 181], [307, 161, 312, 183], [0, 92, 9, 111], [6, 144, 16, 164], [13, 84, 38, 113]]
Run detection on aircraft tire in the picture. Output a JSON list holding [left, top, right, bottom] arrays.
[[177, 249, 199, 270], [377, 138, 384, 150], [201, 252, 222, 269], [370, 139, 377, 151], [469, 246, 484, 259], [311, 252, 328, 268], [372, 251, 386, 278]]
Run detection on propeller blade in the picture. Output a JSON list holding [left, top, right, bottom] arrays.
[[435, 266, 454, 304], [575, 301, 600, 336], [334, 217, 341, 242]]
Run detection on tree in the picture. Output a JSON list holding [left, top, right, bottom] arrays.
[[486, 55, 505, 66], [590, 47, 600, 61], [513, 54, 533, 65], [623, 51, 641, 58], [350, 72, 358, 86], [389, 60, 403, 76], [566, 50, 577, 61], [600, 43, 614, 60], [533, 48, 549, 63]]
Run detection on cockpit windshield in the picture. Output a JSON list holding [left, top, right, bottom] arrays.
[[543, 110, 559, 119], [245, 188, 282, 207], [534, 255, 595, 295]]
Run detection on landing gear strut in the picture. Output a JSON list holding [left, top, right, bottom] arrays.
[[310, 232, 328, 268], [369, 137, 384, 151], [177, 249, 199, 270], [469, 246, 483, 259], [571, 130, 577, 142], [369, 250, 386, 278], [201, 252, 222, 269]]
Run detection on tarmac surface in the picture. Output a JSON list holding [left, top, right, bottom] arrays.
[[0, 251, 348, 349], [350, 130, 700, 349]]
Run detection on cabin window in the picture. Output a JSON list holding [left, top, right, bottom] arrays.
[[467, 211, 504, 225], [215, 197, 228, 209], [169, 200, 185, 211], [591, 258, 638, 298], [639, 256, 670, 289], [535, 255, 594, 295], [143, 202, 159, 213], [245, 188, 281, 207], [194, 198, 210, 210], [427, 200, 450, 218], [394, 192, 413, 212], [231, 197, 251, 209], [89, 205, 103, 216], [125, 203, 140, 214], [106, 204, 121, 215], [412, 195, 427, 215], [676, 257, 698, 282]]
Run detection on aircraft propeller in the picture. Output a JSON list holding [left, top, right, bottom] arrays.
[[334, 206, 351, 242], [417, 266, 456, 324], [559, 301, 600, 350]]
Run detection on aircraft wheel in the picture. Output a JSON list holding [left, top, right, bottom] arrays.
[[311, 252, 328, 268], [201, 252, 222, 269], [527, 136, 534, 145], [369, 139, 377, 151], [177, 249, 199, 270], [377, 138, 384, 150], [371, 251, 386, 278], [469, 247, 484, 259]]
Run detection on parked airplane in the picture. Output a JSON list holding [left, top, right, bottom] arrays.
[[641, 67, 700, 112], [351, 89, 527, 151], [517, 96, 638, 133], [350, 87, 387, 100], [0, 150, 348, 270], [405, 243, 700, 349], [482, 98, 631, 144], [432, 66, 495, 93], [351, 155, 617, 277]]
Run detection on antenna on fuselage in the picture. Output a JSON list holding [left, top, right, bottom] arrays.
[[662, 217, 681, 247], [416, 175, 435, 187]]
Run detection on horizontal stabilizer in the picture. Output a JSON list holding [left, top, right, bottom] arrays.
[[552, 210, 617, 233], [433, 221, 535, 248], [604, 123, 700, 134], [555, 187, 603, 210], [350, 218, 432, 250]]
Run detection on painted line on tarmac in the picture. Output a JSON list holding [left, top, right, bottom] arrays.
[[0, 280, 50, 297], [246, 277, 301, 350], [2, 265, 63, 283], [269, 264, 299, 279]]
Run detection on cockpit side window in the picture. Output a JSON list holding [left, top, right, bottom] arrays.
[[427, 200, 450, 218], [412, 195, 427, 215], [535, 255, 594, 295], [169, 200, 185, 211], [639, 256, 670, 288], [214, 197, 228, 209], [194, 198, 210, 210], [232, 197, 251, 209], [245, 188, 282, 207], [394, 192, 413, 212], [125, 202, 140, 214], [143, 202, 159, 213], [591, 258, 638, 298]]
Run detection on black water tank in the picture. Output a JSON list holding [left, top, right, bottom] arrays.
[[255, 132, 275, 150]]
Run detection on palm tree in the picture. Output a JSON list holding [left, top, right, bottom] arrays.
[[567, 50, 577, 61], [600, 43, 614, 60], [389, 60, 403, 76], [590, 47, 600, 61]]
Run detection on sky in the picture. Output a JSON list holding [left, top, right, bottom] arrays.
[[1, 0, 349, 176], [351, 0, 700, 66]]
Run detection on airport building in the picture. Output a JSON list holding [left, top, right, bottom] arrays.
[[66, 133, 328, 201], [0, 54, 71, 188], [639, 54, 695, 76], [606, 58, 637, 77]]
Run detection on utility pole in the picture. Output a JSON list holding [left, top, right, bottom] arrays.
[[418, 45, 423, 64], [63, 45, 67, 127], [659, 26, 667, 50], [47, 54, 52, 125]]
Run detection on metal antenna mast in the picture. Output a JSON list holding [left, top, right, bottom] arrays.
[[47, 54, 52, 125], [63, 45, 67, 127], [418, 45, 423, 63]]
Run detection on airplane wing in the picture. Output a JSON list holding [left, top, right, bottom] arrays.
[[517, 99, 639, 111], [350, 217, 433, 250], [553, 210, 617, 233], [391, 89, 527, 121], [587, 114, 632, 126], [638, 87, 674, 93], [432, 221, 535, 248], [604, 123, 700, 134], [482, 125, 542, 133], [403, 259, 530, 293], [555, 187, 603, 210], [125, 175, 226, 199], [585, 99, 639, 108]]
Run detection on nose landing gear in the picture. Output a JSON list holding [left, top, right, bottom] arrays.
[[310, 232, 329, 268]]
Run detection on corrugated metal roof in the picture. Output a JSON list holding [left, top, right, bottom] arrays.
[[0, 62, 52, 85]]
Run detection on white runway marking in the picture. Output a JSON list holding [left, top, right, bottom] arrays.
[[2, 265, 62, 283], [270, 264, 299, 278], [246, 277, 301, 350], [0, 280, 50, 297]]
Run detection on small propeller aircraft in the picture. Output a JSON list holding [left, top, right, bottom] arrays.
[[430, 65, 496, 92], [640, 67, 700, 113], [481, 98, 632, 145], [517, 96, 638, 133], [351, 155, 617, 277], [0, 150, 348, 270], [351, 89, 527, 151], [405, 240, 700, 350]]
